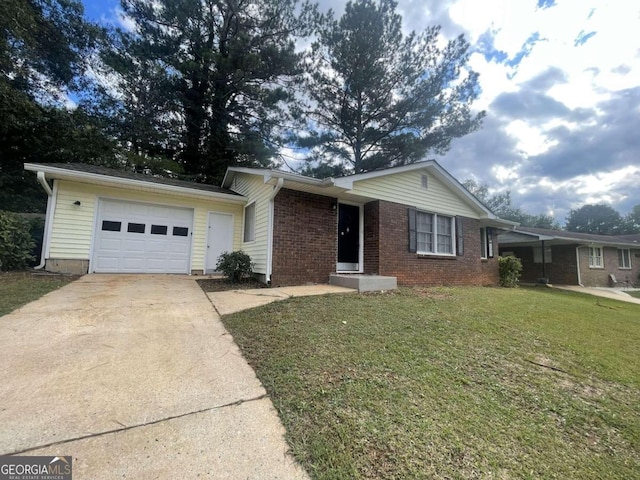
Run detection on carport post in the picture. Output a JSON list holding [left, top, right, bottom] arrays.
[[541, 240, 546, 279]]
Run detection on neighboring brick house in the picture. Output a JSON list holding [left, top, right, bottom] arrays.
[[498, 227, 640, 287], [25, 161, 514, 286], [223, 161, 514, 287]]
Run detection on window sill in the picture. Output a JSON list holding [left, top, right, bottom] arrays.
[[416, 253, 457, 260], [619, 267, 632, 270], [588, 266, 604, 269]]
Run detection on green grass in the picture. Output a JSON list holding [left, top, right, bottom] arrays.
[[0, 272, 77, 317], [224, 287, 640, 479], [627, 290, 640, 299]]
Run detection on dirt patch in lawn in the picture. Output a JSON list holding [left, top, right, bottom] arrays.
[[197, 277, 266, 293]]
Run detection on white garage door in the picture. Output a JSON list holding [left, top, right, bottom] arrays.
[[93, 199, 194, 273]]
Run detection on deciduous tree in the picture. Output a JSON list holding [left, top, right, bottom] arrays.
[[565, 204, 624, 235]]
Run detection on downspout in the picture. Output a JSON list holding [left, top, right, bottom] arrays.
[[575, 246, 584, 286], [265, 178, 284, 285], [35, 172, 53, 269]]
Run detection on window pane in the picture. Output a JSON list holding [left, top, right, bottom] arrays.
[[589, 247, 603, 267], [619, 249, 631, 268], [127, 222, 145, 234], [480, 228, 487, 258], [151, 225, 167, 235], [436, 216, 453, 254], [244, 203, 256, 242], [101, 221, 121, 232], [416, 212, 433, 252], [173, 226, 188, 237]]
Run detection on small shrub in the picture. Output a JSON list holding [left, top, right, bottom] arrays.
[[0, 211, 35, 271], [28, 216, 45, 266], [498, 255, 522, 288], [215, 250, 254, 283]]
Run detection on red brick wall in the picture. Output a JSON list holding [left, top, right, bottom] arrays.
[[363, 201, 380, 275], [499, 244, 640, 286], [551, 245, 580, 284], [366, 200, 499, 286], [271, 188, 337, 286], [501, 245, 580, 284], [578, 246, 640, 287]]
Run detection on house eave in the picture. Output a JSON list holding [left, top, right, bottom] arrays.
[[25, 163, 247, 204]]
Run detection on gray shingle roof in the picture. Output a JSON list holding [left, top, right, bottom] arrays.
[[31, 163, 240, 196], [512, 226, 640, 247]]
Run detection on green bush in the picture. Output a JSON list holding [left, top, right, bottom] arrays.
[[498, 255, 522, 288], [0, 211, 35, 271], [28, 216, 45, 266], [215, 250, 254, 283]]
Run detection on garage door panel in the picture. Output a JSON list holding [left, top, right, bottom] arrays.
[[95, 257, 119, 270], [147, 240, 170, 253], [93, 199, 193, 274], [97, 237, 123, 252]]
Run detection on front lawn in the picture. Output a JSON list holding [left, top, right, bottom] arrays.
[[0, 271, 78, 317], [627, 290, 640, 299], [224, 287, 640, 479]]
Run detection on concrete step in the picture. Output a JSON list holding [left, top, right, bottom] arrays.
[[329, 274, 397, 293]]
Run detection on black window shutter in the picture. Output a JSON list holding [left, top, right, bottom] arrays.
[[456, 216, 464, 256], [408, 208, 417, 253]]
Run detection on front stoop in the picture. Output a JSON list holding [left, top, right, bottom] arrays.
[[329, 274, 397, 293]]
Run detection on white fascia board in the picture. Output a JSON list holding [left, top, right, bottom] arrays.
[[25, 163, 247, 204], [222, 167, 272, 188], [264, 170, 335, 187]]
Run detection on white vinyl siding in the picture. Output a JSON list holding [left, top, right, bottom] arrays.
[[351, 170, 479, 218], [229, 174, 273, 275], [49, 180, 244, 271], [618, 248, 631, 269], [588, 246, 603, 268], [416, 212, 454, 255]]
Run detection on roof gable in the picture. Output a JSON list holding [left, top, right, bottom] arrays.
[[223, 161, 510, 223]]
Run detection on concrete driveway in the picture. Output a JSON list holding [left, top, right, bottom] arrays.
[[0, 275, 308, 479]]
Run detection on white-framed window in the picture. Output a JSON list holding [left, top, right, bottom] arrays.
[[479, 227, 494, 258], [618, 248, 632, 269], [588, 246, 603, 268], [243, 202, 256, 242], [416, 212, 454, 255]]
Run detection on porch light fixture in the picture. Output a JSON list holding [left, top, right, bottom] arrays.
[[73, 200, 81, 206]]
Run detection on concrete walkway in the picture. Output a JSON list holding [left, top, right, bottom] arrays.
[[554, 285, 640, 305], [0, 275, 309, 479], [207, 284, 356, 315]]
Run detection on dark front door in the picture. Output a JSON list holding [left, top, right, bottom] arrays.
[[337, 203, 360, 271]]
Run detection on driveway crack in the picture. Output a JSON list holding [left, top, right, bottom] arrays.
[[3, 394, 269, 456]]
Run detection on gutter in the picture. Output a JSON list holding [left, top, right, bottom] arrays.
[[34, 172, 53, 269], [266, 178, 285, 284], [25, 163, 246, 204]]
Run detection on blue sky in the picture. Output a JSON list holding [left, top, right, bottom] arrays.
[[82, 0, 640, 225]]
